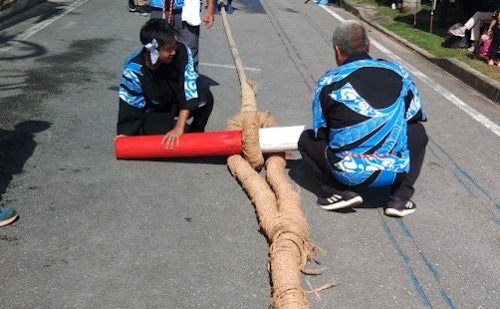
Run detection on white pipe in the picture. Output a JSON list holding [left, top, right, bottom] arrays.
[[258, 125, 309, 152]]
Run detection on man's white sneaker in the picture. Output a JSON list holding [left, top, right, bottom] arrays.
[[385, 200, 417, 217], [317, 191, 363, 211]]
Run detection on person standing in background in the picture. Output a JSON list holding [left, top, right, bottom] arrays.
[[129, 0, 150, 16], [148, 0, 215, 71]]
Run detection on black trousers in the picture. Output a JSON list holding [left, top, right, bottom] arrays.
[[488, 27, 500, 60], [298, 122, 428, 203], [142, 88, 213, 135], [150, 11, 200, 71]]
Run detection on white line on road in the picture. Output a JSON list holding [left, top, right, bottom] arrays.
[[199, 62, 262, 72], [319, 4, 500, 138], [0, 0, 90, 55], [304, 277, 322, 301]]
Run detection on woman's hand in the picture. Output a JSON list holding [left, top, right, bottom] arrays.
[[162, 126, 184, 150]]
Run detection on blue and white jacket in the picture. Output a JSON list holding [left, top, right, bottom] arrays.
[[312, 53, 426, 187], [117, 42, 199, 135]]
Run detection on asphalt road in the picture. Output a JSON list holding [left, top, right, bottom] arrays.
[[0, 0, 499, 308]]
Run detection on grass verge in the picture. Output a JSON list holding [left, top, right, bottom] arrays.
[[351, 0, 500, 82]]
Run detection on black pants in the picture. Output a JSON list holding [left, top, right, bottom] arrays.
[[488, 27, 500, 60], [150, 10, 200, 71], [142, 88, 213, 135], [298, 122, 428, 203]]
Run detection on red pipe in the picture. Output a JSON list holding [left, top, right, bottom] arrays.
[[115, 130, 243, 160]]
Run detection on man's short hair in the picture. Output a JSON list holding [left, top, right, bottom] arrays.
[[332, 20, 369, 56], [140, 19, 176, 46]]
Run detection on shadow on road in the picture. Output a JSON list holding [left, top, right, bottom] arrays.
[[287, 158, 391, 210], [287, 159, 323, 197], [0, 0, 66, 31], [198, 74, 219, 90], [1, 38, 114, 127], [0, 33, 47, 60], [133, 156, 228, 165], [0, 120, 51, 205], [0, 1, 86, 60]]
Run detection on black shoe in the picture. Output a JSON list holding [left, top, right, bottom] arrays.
[[128, 0, 136, 12], [317, 190, 363, 211], [135, 5, 149, 16], [385, 200, 417, 217]]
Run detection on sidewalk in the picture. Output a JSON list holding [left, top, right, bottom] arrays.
[[339, 0, 500, 105]]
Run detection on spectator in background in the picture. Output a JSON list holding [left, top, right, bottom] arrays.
[[437, 0, 493, 29], [486, 8, 500, 65], [0, 207, 18, 227], [0, 121, 50, 227], [214, 0, 233, 14], [449, 10, 495, 51], [148, 0, 215, 71], [129, 0, 149, 16]]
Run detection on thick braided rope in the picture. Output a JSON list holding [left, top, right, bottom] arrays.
[[226, 111, 313, 309], [219, 2, 340, 307]]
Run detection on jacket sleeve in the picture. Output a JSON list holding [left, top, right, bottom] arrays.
[[117, 65, 146, 135], [312, 75, 331, 139], [176, 43, 199, 110], [315, 85, 336, 140], [405, 82, 427, 124]]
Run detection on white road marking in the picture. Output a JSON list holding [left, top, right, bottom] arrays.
[[305, 277, 322, 301], [319, 4, 500, 138], [0, 0, 90, 55], [199, 62, 261, 72]]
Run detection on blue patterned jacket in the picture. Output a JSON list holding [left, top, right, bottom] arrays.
[[117, 42, 199, 135], [312, 54, 426, 187]]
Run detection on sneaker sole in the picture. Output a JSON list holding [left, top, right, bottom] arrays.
[[384, 208, 416, 217], [449, 30, 465, 37], [318, 196, 363, 211], [0, 213, 19, 227]]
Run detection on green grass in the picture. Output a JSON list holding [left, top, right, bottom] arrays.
[[352, 0, 500, 82]]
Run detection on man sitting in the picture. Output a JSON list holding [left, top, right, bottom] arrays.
[[298, 20, 428, 217], [117, 19, 213, 149]]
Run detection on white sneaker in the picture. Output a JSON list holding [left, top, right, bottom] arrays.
[[317, 191, 363, 211], [385, 200, 417, 217], [449, 26, 466, 37]]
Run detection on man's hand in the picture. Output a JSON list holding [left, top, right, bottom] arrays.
[[204, 1, 215, 28], [162, 126, 184, 150]]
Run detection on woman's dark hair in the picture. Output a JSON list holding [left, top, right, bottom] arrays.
[[140, 19, 176, 46]]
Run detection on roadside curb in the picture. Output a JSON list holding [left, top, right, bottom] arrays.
[[0, 0, 46, 24], [341, 1, 500, 105]]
